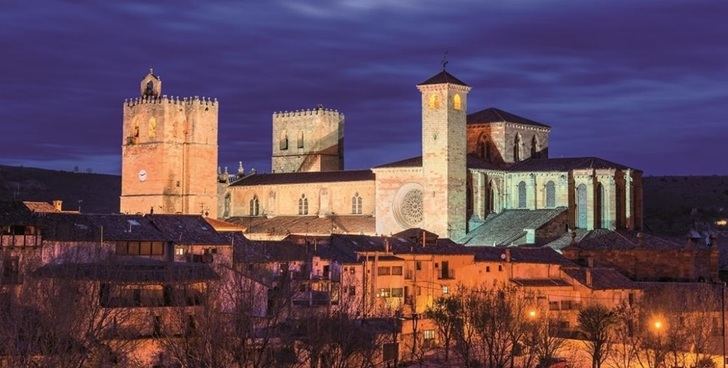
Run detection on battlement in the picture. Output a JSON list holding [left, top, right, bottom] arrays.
[[124, 95, 218, 108], [273, 107, 344, 119]]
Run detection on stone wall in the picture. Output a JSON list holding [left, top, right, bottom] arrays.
[[563, 244, 719, 282], [229, 179, 375, 218], [418, 83, 470, 240], [271, 108, 344, 173], [373, 168, 424, 236], [121, 96, 218, 217], [468, 123, 550, 164]]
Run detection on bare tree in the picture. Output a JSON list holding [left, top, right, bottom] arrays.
[[425, 294, 461, 363], [578, 304, 616, 368]]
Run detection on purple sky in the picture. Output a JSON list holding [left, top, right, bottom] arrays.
[[1, 1, 727, 176]]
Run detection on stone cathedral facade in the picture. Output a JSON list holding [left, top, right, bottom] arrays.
[[120, 69, 643, 245]]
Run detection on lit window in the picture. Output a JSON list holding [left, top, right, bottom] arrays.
[[175, 247, 185, 256], [379, 288, 391, 298], [428, 94, 440, 109], [423, 330, 435, 340], [453, 94, 462, 110], [442, 286, 449, 294], [148, 117, 157, 138]]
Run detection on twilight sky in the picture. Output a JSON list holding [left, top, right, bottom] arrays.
[[1, 0, 726, 176]]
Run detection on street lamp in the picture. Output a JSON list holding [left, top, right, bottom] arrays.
[[528, 309, 538, 320]]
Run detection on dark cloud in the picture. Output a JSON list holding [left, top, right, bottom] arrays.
[[0, 0, 726, 175]]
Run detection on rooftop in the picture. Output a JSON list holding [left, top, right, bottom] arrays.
[[230, 170, 374, 186], [417, 70, 469, 87], [467, 107, 550, 128]]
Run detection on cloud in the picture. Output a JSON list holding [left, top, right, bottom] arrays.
[[0, 0, 726, 175]]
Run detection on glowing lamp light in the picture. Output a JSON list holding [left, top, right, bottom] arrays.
[[716, 219, 727, 226], [528, 309, 537, 319], [654, 321, 663, 330]]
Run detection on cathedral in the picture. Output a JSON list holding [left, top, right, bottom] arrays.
[[120, 68, 643, 246]]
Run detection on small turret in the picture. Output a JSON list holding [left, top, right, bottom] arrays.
[[237, 161, 245, 178], [140, 68, 162, 97]]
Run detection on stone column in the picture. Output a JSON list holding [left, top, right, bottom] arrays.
[[530, 173, 538, 210], [606, 176, 617, 230]]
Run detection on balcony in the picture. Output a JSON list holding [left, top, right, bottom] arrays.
[[1, 235, 41, 247]]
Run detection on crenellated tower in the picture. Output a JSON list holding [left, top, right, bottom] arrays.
[[271, 106, 344, 173], [417, 70, 471, 240], [120, 69, 218, 217]]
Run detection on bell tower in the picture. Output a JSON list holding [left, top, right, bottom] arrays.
[[417, 70, 471, 240], [120, 69, 219, 217]]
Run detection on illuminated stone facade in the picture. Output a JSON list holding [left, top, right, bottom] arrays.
[[222, 68, 642, 242], [120, 70, 218, 217]]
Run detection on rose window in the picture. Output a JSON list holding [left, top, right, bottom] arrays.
[[395, 188, 423, 228]]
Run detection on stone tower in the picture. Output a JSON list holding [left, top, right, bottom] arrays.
[[417, 71, 471, 240], [271, 106, 344, 173], [120, 69, 218, 217]]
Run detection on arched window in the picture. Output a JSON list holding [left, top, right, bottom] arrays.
[[596, 182, 605, 229], [576, 184, 587, 229], [249, 195, 260, 216], [477, 136, 490, 161], [352, 193, 363, 214], [453, 94, 462, 110], [545, 181, 556, 208], [223, 194, 231, 218], [531, 136, 538, 158], [148, 117, 157, 138], [145, 81, 154, 96], [279, 131, 288, 150], [428, 94, 440, 109], [298, 194, 308, 215], [517, 181, 527, 208], [297, 131, 304, 149], [514, 134, 521, 162]]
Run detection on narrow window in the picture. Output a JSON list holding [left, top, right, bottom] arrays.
[[279, 131, 288, 150], [298, 194, 308, 215], [148, 117, 157, 138], [514, 134, 521, 162], [428, 94, 440, 109], [453, 94, 462, 110], [531, 135, 538, 157], [518, 181, 527, 208], [249, 195, 260, 216], [352, 192, 362, 214], [545, 181, 556, 208], [297, 131, 304, 149]]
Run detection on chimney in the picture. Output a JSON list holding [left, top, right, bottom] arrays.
[[384, 237, 390, 254], [585, 256, 594, 288], [52, 200, 63, 212], [504, 248, 511, 263], [570, 229, 577, 245], [585, 268, 593, 288], [636, 232, 644, 247]]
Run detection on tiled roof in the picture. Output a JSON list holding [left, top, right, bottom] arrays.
[[552, 229, 686, 251], [147, 215, 229, 245], [227, 215, 376, 236], [205, 217, 246, 232], [467, 154, 506, 170], [508, 157, 631, 172], [374, 156, 423, 169], [511, 278, 571, 287], [0, 201, 35, 225], [37, 212, 167, 242], [33, 260, 218, 284], [462, 208, 567, 246], [417, 70, 469, 86], [562, 267, 638, 290], [467, 107, 550, 128], [23, 201, 59, 213], [469, 246, 576, 266], [230, 170, 374, 186]]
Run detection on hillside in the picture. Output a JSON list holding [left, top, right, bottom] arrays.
[[1, 165, 726, 235], [0, 165, 120, 213], [643, 176, 728, 235]]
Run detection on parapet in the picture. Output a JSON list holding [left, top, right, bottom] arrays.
[[124, 95, 218, 108], [272, 106, 344, 119]]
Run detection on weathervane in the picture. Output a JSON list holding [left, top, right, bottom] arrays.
[[441, 50, 449, 70]]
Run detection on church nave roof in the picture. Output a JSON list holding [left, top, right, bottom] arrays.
[[230, 169, 374, 186], [467, 107, 550, 128]]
